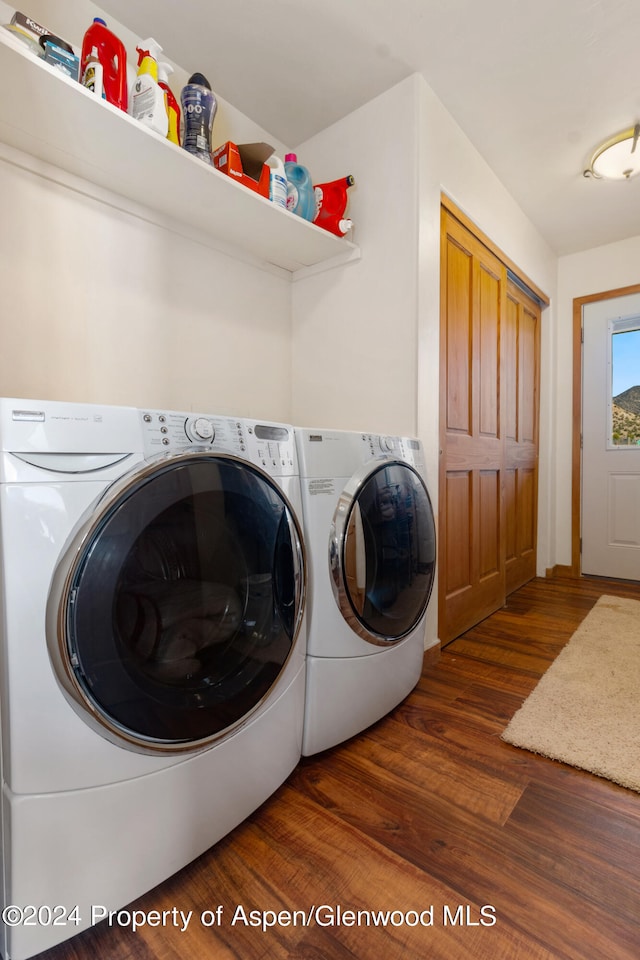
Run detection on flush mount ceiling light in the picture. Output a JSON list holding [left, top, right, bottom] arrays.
[[583, 124, 640, 180]]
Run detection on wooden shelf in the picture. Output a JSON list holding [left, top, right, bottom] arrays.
[[0, 30, 359, 275]]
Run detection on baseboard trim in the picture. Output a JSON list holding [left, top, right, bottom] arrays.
[[423, 643, 441, 668], [546, 564, 576, 579]]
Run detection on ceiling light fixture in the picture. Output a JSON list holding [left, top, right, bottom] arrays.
[[583, 124, 640, 180]]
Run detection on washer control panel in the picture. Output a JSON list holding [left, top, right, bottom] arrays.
[[361, 432, 424, 469], [140, 410, 297, 477], [242, 420, 298, 475]]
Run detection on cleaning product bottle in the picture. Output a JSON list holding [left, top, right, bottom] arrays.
[[158, 61, 181, 146], [266, 155, 287, 208], [81, 18, 128, 111], [284, 154, 315, 220], [181, 73, 217, 164], [80, 44, 104, 98], [313, 175, 355, 237], [128, 39, 168, 137]]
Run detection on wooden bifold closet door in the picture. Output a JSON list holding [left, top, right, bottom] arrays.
[[439, 205, 541, 644]]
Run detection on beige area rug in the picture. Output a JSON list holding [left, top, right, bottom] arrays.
[[501, 594, 640, 792]]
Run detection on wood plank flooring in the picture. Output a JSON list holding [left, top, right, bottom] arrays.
[[31, 576, 640, 959]]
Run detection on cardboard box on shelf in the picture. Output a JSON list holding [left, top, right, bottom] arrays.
[[41, 38, 80, 79], [212, 142, 273, 198], [3, 10, 52, 54], [10, 11, 50, 41]]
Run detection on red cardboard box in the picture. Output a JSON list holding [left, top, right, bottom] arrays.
[[212, 141, 273, 197]]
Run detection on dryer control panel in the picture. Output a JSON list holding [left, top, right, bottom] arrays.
[[139, 410, 298, 477], [296, 428, 425, 477]]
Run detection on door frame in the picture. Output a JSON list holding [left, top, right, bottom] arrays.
[[570, 282, 640, 577]]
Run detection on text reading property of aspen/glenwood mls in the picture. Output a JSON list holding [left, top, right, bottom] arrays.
[[1, 903, 498, 934]]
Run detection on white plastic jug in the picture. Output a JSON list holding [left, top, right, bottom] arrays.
[[266, 155, 287, 209]]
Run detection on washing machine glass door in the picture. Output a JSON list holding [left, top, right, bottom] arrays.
[[330, 461, 435, 644], [49, 453, 305, 753]]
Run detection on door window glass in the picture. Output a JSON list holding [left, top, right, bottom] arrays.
[[341, 463, 435, 641], [610, 318, 640, 447], [60, 457, 302, 748]]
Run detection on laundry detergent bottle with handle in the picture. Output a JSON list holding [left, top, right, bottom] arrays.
[[284, 153, 315, 220], [313, 175, 355, 236], [81, 17, 127, 111], [181, 73, 217, 164], [128, 39, 168, 137]]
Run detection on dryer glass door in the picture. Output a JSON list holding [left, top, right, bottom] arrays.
[[332, 462, 435, 643], [49, 454, 305, 753]]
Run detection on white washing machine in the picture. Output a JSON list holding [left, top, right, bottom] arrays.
[[0, 398, 306, 960], [296, 428, 436, 756]]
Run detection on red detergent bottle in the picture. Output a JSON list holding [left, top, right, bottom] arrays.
[[81, 17, 128, 111], [313, 175, 355, 236]]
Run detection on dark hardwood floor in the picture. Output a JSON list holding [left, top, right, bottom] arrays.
[[34, 576, 640, 960]]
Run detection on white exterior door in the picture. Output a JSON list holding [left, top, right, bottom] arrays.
[[582, 293, 640, 579]]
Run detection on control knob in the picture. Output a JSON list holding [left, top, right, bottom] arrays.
[[187, 417, 215, 443]]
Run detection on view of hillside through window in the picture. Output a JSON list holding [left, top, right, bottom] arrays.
[[611, 326, 640, 445]]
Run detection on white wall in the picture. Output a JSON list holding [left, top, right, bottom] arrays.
[[0, 154, 292, 417], [291, 75, 558, 646], [0, 0, 293, 419], [291, 78, 420, 436], [555, 235, 640, 566]]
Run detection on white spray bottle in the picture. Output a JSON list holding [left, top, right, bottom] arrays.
[[128, 38, 168, 137]]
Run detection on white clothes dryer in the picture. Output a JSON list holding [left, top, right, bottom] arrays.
[[296, 428, 435, 756], [0, 399, 305, 960]]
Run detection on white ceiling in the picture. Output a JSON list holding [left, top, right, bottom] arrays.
[[99, 0, 640, 256]]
